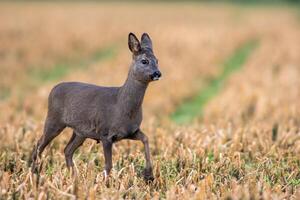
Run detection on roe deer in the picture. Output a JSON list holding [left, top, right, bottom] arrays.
[[30, 33, 161, 181]]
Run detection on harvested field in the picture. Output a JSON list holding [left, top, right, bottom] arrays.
[[0, 2, 299, 199]]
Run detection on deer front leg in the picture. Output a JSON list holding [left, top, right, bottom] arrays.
[[128, 130, 154, 182], [102, 140, 113, 180]]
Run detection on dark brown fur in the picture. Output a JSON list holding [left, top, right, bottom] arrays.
[[30, 33, 161, 181]]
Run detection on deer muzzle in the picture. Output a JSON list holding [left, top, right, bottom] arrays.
[[150, 71, 162, 81]]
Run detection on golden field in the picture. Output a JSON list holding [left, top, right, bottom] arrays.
[[0, 2, 299, 199]]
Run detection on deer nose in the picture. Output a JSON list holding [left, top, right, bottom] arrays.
[[150, 71, 162, 81]]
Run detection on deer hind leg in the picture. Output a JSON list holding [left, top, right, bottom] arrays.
[[30, 117, 65, 172], [64, 131, 85, 168]]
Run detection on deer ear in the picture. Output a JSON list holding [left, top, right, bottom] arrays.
[[141, 33, 152, 50], [128, 33, 141, 54]]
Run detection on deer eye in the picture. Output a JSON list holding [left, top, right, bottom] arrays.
[[141, 59, 149, 65]]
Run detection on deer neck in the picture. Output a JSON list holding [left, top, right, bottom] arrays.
[[118, 70, 148, 117]]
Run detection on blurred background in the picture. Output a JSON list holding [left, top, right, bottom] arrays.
[[0, 0, 299, 124], [0, 0, 300, 199]]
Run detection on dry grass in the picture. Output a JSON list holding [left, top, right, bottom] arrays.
[[0, 2, 299, 199]]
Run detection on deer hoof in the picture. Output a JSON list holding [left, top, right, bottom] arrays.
[[142, 168, 154, 182], [103, 170, 109, 182], [31, 163, 38, 174], [70, 167, 78, 178]]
